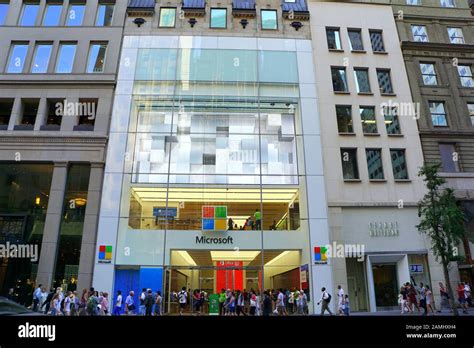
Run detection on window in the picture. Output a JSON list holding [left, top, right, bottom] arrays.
[[406, 0, 422, 5], [75, 98, 97, 130], [429, 101, 448, 127], [420, 63, 438, 86], [457, 65, 473, 87], [261, 10, 277, 30], [0, 99, 14, 128], [96, 2, 114, 26], [336, 105, 353, 133], [31, 43, 52, 73], [354, 68, 371, 93], [19, 100, 39, 128], [86, 43, 107, 73], [55, 43, 76, 73], [369, 30, 385, 52], [348, 29, 364, 51], [467, 103, 474, 126], [19, 2, 39, 26], [0, 2, 9, 25], [439, 143, 459, 172], [412, 25, 429, 42], [366, 149, 384, 180], [440, 0, 455, 7], [159, 8, 176, 28], [340, 148, 359, 180], [42, 2, 62, 26], [66, 2, 85, 26], [331, 67, 349, 92], [326, 28, 342, 50], [210, 8, 226, 28], [447, 27, 464, 44], [383, 106, 401, 135], [6, 43, 29, 73], [376, 69, 394, 94], [360, 106, 377, 134], [390, 149, 408, 180], [44, 99, 62, 129]]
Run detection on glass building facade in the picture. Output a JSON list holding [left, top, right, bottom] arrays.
[[94, 36, 331, 314]]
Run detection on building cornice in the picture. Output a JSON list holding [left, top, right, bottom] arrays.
[[418, 130, 474, 137], [0, 135, 108, 145], [328, 202, 419, 208], [401, 41, 474, 54]]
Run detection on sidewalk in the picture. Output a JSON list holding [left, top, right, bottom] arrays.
[[350, 307, 474, 316]]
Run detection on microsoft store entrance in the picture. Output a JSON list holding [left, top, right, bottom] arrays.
[[164, 249, 301, 315]]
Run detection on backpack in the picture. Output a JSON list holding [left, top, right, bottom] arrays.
[[325, 293, 332, 304], [87, 296, 96, 311], [178, 291, 187, 304]]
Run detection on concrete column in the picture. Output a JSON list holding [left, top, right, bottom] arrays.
[[36, 162, 68, 289], [366, 256, 376, 312], [77, 162, 104, 291], [60, 97, 79, 132], [396, 254, 410, 286], [7, 98, 22, 130], [34, 98, 47, 131]]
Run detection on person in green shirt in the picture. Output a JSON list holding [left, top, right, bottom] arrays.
[[254, 209, 261, 230], [218, 289, 226, 316]]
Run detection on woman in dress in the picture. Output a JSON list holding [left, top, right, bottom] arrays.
[[424, 285, 434, 315]]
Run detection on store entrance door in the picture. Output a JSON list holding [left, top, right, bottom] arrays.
[[216, 261, 243, 292], [372, 263, 398, 310]]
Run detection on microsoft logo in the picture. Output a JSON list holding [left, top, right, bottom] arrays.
[[202, 206, 227, 231], [314, 246, 328, 264], [98, 245, 112, 263]]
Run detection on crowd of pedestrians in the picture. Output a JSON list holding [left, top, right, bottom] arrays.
[[12, 280, 473, 316], [398, 281, 472, 315], [29, 285, 110, 316]]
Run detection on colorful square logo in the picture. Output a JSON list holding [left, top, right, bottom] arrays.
[[98, 245, 112, 263], [202, 206, 227, 231], [314, 246, 328, 264]]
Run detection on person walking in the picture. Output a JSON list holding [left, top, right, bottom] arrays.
[[296, 291, 305, 315], [154, 291, 162, 316], [464, 282, 472, 308], [276, 289, 286, 316], [249, 291, 257, 316], [317, 287, 333, 316], [337, 285, 345, 315], [78, 289, 88, 316], [343, 294, 350, 316], [236, 290, 246, 316], [139, 288, 147, 316], [178, 286, 188, 316], [87, 290, 99, 316], [438, 282, 450, 312], [38, 287, 48, 313], [218, 288, 226, 316], [457, 283, 469, 314], [32, 284, 42, 312], [63, 291, 73, 316], [262, 291, 272, 316], [192, 289, 201, 315], [424, 285, 434, 315], [113, 290, 123, 316], [50, 293, 61, 316], [125, 290, 135, 315], [100, 292, 109, 315], [145, 289, 154, 316]]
